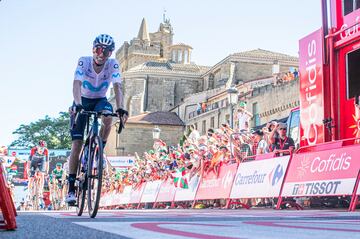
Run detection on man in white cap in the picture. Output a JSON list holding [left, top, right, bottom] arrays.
[[236, 101, 253, 132]]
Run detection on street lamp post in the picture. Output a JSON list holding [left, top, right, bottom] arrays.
[[227, 87, 239, 129], [152, 125, 161, 140]]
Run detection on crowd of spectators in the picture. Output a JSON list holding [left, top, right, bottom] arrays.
[[102, 103, 295, 200]]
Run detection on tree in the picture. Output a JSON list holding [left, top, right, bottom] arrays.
[[10, 112, 71, 149]]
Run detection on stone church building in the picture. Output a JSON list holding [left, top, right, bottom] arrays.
[[106, 17, 300, 156], [113, 17, 209, 117]]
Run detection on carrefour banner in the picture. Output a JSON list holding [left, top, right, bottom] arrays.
[[230, 156, 290, 199], [282, 145, 360, 197], [196, 163, 237, 200], [2, 156, 16, 167]]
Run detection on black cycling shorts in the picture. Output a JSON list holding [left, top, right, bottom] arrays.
[[70, 97, 113, 140], [30, 156, 46, 177]]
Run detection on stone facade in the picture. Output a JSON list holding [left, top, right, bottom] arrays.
[[247, 78, 300, 126], [119, 64, 206, 116], [183, 77, 300, 135], [202, 49, 298, 90], [106, 123, 184, 156], [105, 111, 185, 156]]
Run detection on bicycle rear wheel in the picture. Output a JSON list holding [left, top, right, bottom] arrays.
[[76, 146, 88, 216], [87, 136, 103, 218]]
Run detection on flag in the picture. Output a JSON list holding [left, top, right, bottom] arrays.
[[173, 167, 189, 189]]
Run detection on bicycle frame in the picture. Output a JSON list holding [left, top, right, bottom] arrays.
[[29, 171, 42, 210], [72, 110, 119, 218]]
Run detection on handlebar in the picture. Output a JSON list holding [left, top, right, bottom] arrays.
[[72, 110, 124, 134]]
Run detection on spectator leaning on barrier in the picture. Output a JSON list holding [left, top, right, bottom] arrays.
[[269, 122, 295, 152], [238, 134, 253, 162], [252, 129, 269, 155]]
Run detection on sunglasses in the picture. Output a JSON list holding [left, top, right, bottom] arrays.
[[94, 46, 112, 57], [279, 128, 287, 130]]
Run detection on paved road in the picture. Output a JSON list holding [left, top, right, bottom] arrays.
[[3, 209, 360, 239]]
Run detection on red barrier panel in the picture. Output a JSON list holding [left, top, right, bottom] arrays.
[[349, 170, 360, 211], [195, 163, 237, 200], [281, 145, 360, 197], [0, 162, 17, 230]]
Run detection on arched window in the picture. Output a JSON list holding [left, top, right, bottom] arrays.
[[208, 73, 215, 90], [160, 43, 164, 58]]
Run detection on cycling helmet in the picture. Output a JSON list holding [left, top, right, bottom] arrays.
[[38, 140, 47, 147], [93, 34, 115, 51], [56, 162, 62, 167]]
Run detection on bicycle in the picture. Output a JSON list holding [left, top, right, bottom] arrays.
[[72, 110, 122, 218], [29, 170, 42, 210], [50, 177, 64, 210]]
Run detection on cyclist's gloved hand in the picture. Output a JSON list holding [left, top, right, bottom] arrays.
[[116, 108, 128, 134], [116, 108, 128, 117], [74, 104, 84, 113]]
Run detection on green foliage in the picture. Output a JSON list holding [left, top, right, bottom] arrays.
[[10, 112, 71, 149]]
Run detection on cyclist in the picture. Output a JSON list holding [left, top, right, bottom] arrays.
[[52, 162, 64, 185], [28, 140, 49, 203], [62, 158, 69, 206], [50, 162, 65, 208], [66, 34, 128, 204]]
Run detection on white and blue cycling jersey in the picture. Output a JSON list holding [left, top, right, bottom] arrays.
[[74, 56, 122, 99]]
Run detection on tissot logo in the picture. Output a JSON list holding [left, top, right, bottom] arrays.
[[292, 181, 341, 195]]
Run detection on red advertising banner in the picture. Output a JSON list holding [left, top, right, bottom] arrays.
[[299, 28, 325, 147], [129, 183, 146, 204], [282, 145, 360, 197], [334, 8, 360, 46], [156, 178, 176, 203], [195, 163, 237, 200]]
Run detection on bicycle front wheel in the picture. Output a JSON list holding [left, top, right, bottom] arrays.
[[76, 147, 87, 216], [33, 179, 39, 210], [87, 136, 103, 218]]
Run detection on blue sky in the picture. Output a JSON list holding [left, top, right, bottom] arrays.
[[0, 0, 321, 146]]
